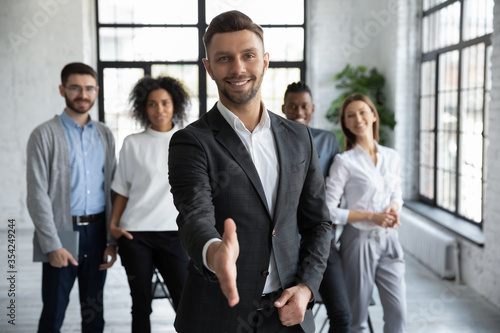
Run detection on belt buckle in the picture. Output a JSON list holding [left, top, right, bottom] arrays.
[[75, 216, 89, 226]]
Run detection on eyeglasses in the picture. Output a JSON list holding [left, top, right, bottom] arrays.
[[64, 85, 97, 95]]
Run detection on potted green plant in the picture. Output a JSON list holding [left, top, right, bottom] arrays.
[[326, 64, 396, 149]]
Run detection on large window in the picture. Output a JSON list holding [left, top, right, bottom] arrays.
[[419, 0, 493, 224], [96, 0, 306, 153]]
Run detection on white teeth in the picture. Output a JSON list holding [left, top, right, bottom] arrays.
[[232, 81, 246, 86]]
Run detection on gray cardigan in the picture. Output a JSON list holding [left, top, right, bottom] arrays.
[[27, 116, 116, 257]]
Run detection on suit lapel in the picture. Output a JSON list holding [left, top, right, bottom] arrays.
[[207, 106, 271, 215], [270, 113, 290, 225]]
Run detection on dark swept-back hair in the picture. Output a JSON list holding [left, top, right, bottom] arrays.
[[203, 10, 264, 57], [61, 62, 97, 86], [339, 93, 380, 151], [283, 81, 313, 101], [129, 76, 190, 128]]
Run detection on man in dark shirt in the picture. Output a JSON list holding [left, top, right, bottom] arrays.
[[283, 81, 351, 332]]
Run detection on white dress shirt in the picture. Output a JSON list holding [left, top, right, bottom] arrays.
[[325, 142, 403, 231], [203, 100, 281, 293]]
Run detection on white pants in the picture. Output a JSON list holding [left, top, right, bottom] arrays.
[[340, 224, 407, 333]]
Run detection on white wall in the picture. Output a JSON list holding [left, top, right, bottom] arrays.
[[0, 0, 97, 229]]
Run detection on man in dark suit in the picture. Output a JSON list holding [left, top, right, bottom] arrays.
[[283, 81, 351, 332], [168, 10, 331, 333]]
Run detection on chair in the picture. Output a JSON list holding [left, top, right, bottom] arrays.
[[312, 294, 329, 333], [151, 268, 174, 308], [314, 294, 375, 333]]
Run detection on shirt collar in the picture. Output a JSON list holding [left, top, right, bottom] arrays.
[[60, 109, 93, 129], [217, 100, 271, 133], [146, 123, 179, 138]]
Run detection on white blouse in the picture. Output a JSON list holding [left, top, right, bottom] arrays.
[[111, 125, 180, 231], [325, 142, 403, 231]]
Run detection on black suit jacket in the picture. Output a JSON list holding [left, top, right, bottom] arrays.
[[168, 104, 331, 333]]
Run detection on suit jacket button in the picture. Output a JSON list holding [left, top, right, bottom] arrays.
[[261, 270, 269, 277], [272, 229, 277, 237]]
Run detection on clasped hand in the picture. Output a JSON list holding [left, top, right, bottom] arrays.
[[371, 202, 401, 228]]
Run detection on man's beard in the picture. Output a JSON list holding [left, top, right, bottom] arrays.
[[64, 94, 95, 114], [218, 71, 265, 106]]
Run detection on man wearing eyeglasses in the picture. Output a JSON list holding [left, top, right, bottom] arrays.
[[27, 62, 117, 333]]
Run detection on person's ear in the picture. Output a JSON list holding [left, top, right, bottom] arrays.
[[202, 58, 214, 80], [59, 85, 65, 97], [263, 52, 270, 73]]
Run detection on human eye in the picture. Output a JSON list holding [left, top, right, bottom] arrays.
[[84, 86, 96, 94], [217, 56, 229, 62], [67, 85, 82, 93]]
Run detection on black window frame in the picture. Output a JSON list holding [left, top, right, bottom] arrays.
[[418, 0, 492, 227], [95, 0, 306, 121]]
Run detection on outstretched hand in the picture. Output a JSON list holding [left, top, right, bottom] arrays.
[[207, 218, 240, 307]]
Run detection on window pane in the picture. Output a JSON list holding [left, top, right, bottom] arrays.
[[438, 51, 458, 133], [205, 0, 304, 24], [484, 45, 492, 137], [421, 61, 436, 96], [261, 68, 301, 117], [462, 44, 485, 90], [420, 132, 435, 168], [151, 65, 200, 125], [459, 174, 482, 222], [420, 166, 434, 199], [103, 68, 145, 154], [438, 51, 459, 93], [437, 130, 457, 172], [264, 28, 304, 61], [437, 169, 456, 211], [98, 0, 198, 24], [423, 2, 460, 52], [99, 28, 198, 61], [462, 0, 494, 41], [459, 133, 483, 179], [420, 96, 435, 131]]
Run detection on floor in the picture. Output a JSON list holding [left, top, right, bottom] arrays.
[[1, 229, 500, 333]]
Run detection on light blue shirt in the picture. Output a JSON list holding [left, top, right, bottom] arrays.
[[59, 110, 106, 216]]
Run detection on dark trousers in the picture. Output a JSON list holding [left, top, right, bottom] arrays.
[[118, 231, 188, 333], [318, 238, 352, 333], [38, 218, 107, 333]]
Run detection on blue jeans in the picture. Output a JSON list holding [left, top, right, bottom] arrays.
[[38, 218, 107, 333], [318, 238, 352, 333]]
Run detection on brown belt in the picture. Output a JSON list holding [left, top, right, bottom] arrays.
[[72, 212, 105, 226]]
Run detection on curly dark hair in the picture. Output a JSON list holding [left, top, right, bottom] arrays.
[[129, 76, 190, 128]]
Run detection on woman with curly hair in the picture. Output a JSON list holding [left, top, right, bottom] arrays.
[[109, 76, 190, 332]]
